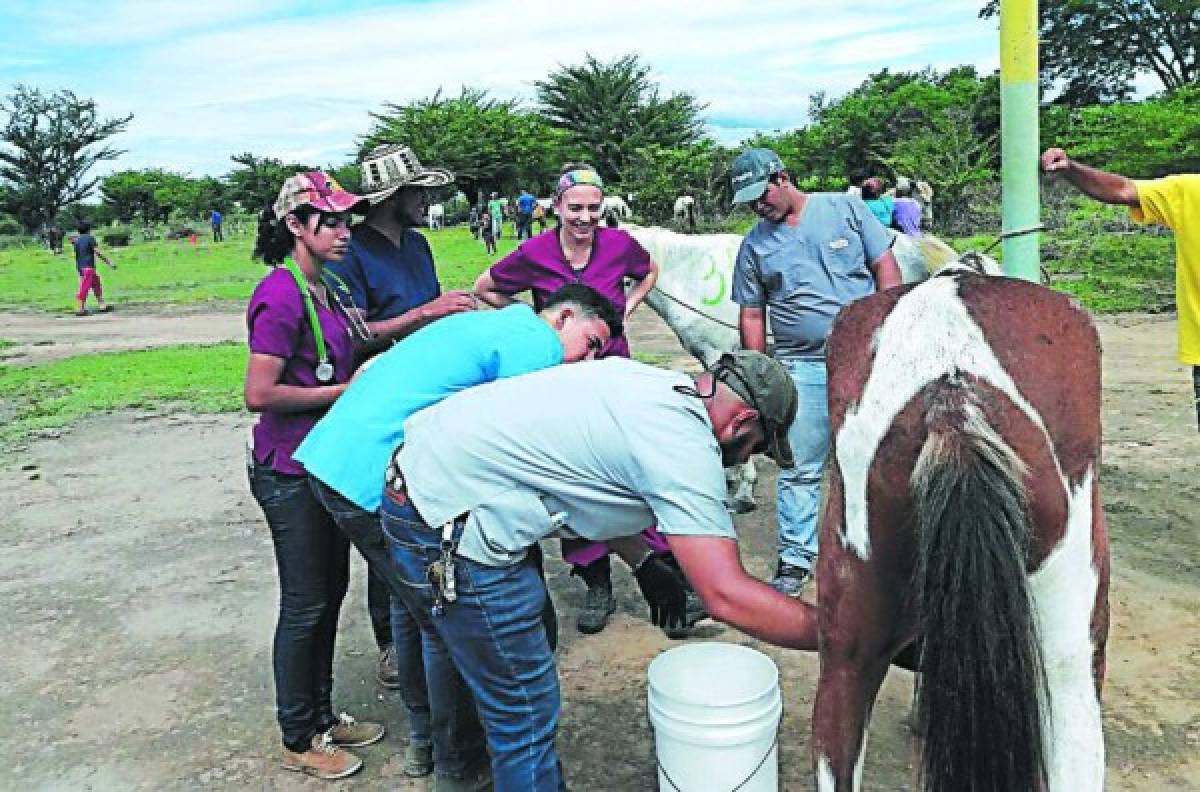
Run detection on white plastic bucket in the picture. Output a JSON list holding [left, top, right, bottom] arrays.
[[647, 642, 782, 791]]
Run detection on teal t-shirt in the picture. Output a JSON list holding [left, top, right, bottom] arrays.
[[295, 304, 563, 511]]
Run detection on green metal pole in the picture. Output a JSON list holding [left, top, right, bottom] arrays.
[[1000, 0, 1041, 281]]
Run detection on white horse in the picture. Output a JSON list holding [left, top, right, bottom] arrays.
[[629, 225, 997, 512], [601, 195, 631, 220], [673, 195, 697, 231], [427, 203, 444, 231]]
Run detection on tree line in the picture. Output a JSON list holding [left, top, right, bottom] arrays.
[[1, 0, 1195, 236]]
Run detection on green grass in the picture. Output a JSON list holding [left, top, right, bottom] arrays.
[[0, 343, 246, 445], [0, 226, 518, 314]]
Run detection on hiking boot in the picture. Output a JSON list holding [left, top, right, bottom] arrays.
[[377, 644, 401, 690], [770, 561, 811, 597], [325, 712, 385, 747], [282, 733, 363, 780], [573, 557, 617, 635], [433, 763, 495, 792], [403, 741, 434, 778]]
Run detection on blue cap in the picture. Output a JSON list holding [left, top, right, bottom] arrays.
[[730, 148, 785, 204]]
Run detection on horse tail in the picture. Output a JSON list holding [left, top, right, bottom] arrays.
[[910, 376, 1048, 792]]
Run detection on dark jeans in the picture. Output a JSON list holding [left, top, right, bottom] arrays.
[[212, 223, 223, 242], [310, 478, 486, 777], [1193, 366, 1200, 431], [516, 212, 533, 240], [366, 568, 393, 649], [248, 463, 349, 753], [382, 495, 565, 792]]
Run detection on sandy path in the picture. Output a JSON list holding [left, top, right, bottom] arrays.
[[0, 307, 246, 364], [1, 306, 1197, 790]]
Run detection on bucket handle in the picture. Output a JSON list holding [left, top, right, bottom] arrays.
[[650, 704, 784, 792]]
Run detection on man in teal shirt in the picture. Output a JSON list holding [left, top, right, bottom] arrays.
[[295, 285, 621, 787]]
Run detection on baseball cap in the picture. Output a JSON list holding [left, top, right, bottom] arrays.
[[712, 350, 797, 468], [273, 171, 369, 221], [730, 148, 785, 204]]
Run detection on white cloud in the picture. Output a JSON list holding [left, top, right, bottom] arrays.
[[3, 0, 1002, 177]]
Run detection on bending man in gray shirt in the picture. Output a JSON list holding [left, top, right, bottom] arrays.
[[380, 352, 818, 791]]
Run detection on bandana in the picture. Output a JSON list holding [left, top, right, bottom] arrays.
[[555, 168, 605, 198]]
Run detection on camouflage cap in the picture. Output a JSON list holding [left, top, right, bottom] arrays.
[[730, 147, 785, 204], [273, 171, 368, 221], [712, 350, 798, 468]]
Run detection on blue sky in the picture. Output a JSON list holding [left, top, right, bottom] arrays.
[[0, 0, 1004, 179]]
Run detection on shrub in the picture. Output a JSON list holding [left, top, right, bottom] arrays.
[[102, 231, 131, 247]]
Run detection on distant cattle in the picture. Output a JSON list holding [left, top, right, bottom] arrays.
[[673, 195, 696, 232], [428, 203, 444, 231]]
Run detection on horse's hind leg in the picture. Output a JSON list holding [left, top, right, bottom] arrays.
[[813, 647, 891, 792]]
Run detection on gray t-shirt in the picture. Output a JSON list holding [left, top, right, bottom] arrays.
[[733, 193, 892, 361], [396, 358, 736, 566]]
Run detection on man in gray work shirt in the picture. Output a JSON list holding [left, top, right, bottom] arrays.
[[379, 352, 820, 791], [730, 147, 903, 596]]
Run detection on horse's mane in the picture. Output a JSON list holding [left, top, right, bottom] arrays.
[[917, 236, 960, 273]]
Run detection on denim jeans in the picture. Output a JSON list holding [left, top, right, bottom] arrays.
[[309, 478, 486, 777], [382, 496, 564, 792], [248, 463, 349, 753], [366, 568, 393, 649], [776, 358, 831, 570]]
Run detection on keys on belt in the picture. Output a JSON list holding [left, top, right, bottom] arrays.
[[427, 516, 464, 616]]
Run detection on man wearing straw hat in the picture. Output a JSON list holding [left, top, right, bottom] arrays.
[[325, 143, 479, 710]]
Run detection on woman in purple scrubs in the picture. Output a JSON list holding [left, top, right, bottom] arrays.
[[474, 163, 677, 636], [244, 172, 381, 780]]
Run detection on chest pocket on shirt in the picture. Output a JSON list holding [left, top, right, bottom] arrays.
[[821, 232, 868, 277]]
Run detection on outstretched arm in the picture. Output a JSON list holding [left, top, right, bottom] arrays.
[[666, 534, 817, 650], [473, 270, 518, 309], [1041, 147, 1140, 207]]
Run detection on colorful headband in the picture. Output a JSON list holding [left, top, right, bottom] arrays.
[[555, 169, 605, 197]]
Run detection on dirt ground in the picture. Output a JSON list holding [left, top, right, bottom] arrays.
[[2, 304, 1198, 791]]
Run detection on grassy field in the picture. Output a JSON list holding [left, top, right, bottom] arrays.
[[0, 211, 1178, 449], [0, 343, 246, 446], [0, 224, 521, 314]]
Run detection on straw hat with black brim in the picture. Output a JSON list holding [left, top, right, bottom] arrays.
[[359, 143, 454, 205]]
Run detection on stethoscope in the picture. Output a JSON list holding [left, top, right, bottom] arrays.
[[283, 259, 372, 383]]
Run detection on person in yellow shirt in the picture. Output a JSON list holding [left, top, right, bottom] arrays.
[[1042, 148, 1200, 427]]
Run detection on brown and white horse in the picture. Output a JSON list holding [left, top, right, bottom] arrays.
[[815, 270, 1109, 791]]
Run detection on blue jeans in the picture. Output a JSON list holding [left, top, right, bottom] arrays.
[[381, 496, 564, 792], [776, 358, 831, 570], [248, 463, 349, 753], [309, 478, 485, 777]]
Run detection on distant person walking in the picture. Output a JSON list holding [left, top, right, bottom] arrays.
[[487, 192, 505, 240], [515, 189, 536, 240], [479, 211, 497, 255], [71, 221, 116, 316], [1042, 146, 1200, 428], [211, 209, 224, 242]]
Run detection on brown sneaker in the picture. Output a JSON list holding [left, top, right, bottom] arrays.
[[326, 712, 385, 747], [282, 733, 363, 780]]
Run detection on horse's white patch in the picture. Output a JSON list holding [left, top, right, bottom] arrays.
[[813, 730, 867, 792], [835, 275, 1062, 560], [816, 755, 836, 792], [852, 727, 867, 791], [1030, 466, 1104, 791]]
